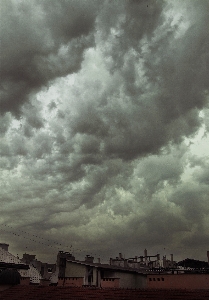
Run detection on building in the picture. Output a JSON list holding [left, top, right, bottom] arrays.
[[56, 250, 209, 290], [147, 273, 209, 289], [21, 253, 56, 280], [58, 255, 147, 288], [0, 243, 42, 284], [110, 249, 177, 269]]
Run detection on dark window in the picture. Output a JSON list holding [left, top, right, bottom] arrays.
[[162, 278, 164, 281], [153, 278, 156, 281], [149, 278, 152, 281], [157, 278, 160, 281]]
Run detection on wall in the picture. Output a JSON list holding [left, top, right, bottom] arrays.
[[39, 279, 50, 286], [147, 273, 209, 289], [65, 261, 86, 278], [116, 272, 146, 289], [58, 277, 83, 287], [20, 277, 30, 285], [102, 270, 146, 289], [101, 278, 119, 288]]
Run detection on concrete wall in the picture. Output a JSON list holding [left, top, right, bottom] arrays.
[[102, 270, 146, 289], [65, 261, 86, 278], [147, 273, 209, 289], [92, 267, 97, 286], [115, 272, 146, 289]]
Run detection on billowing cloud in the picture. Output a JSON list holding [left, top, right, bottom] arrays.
[[0, 0, 209, 263], [0, 0, 100, 115]]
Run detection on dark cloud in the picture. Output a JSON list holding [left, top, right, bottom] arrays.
[[0, 0, 100, 115], [0, 113, 11, 135], [0, 0, 209, 263]]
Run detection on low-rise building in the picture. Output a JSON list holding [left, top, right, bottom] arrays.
[[57, 251, 209, 290], [0, 243, 42, 284], [59, 257, 147, 288]]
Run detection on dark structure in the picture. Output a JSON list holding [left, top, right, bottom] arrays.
[[0, 269, 21, 285], [177, 258, 209, 269], [57, 251, 75, 277]]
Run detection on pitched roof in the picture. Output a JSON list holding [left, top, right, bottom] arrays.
[[0, 286, 209, 300]]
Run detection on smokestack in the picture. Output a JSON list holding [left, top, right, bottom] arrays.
[[207, 251, 209, 265], [170, 254, 173, 262], [144, 249, 147, 257], [157, 254, 160, 261]]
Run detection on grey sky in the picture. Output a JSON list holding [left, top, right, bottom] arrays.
[[0, 0, 209, 263]]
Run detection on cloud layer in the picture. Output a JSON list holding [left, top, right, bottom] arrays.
[[0, 0, 209, 263]]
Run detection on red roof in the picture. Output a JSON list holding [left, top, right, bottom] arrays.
[[0, 286, 209, 300]]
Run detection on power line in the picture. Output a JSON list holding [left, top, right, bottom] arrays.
[[0, 223, 104, 260]]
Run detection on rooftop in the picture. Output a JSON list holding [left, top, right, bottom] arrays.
[[0, 286, 209, 300], [66, 259, 148, 274]]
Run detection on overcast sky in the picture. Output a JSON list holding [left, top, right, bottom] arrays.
[[0, 0, 209, 264]]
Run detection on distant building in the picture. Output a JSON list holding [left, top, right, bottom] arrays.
[[110, 250, 176, 269]]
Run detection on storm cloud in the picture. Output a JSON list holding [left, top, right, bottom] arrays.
[[0, 0, 209, 263]]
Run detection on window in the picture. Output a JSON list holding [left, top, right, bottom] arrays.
[[149, 278, 152, 281], [162, 278, 164, 281], [157, 278, 160, 281]]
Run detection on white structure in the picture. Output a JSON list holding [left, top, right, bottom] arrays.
[[0, 243, 42, 283]]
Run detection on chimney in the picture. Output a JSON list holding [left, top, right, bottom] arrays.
[[207, 251, 209, 265], [144, 249, 148, 265], [85, 255, 94, 263], [157, 254, 160, 261], [0, 243, 9, 252], [97, 258, 101, 264], [163, 255, 166, 268], [119, 253, 123, 259], [109, 258, 112, 265]]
